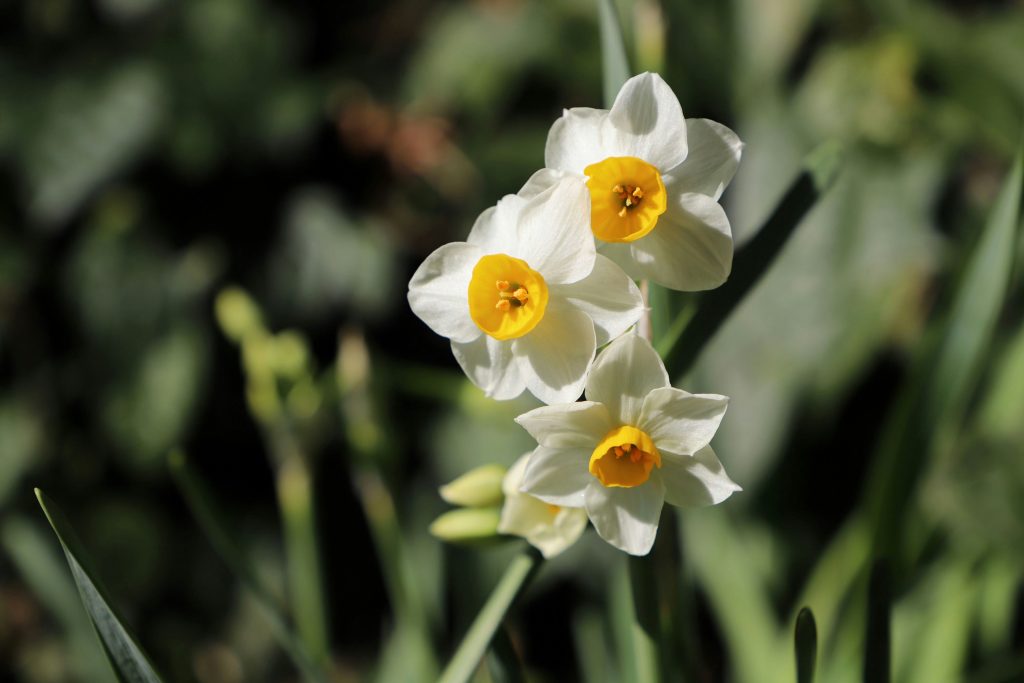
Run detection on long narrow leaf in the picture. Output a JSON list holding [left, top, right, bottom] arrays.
[[596, 0, 630, 107], [794, 608, 817, 683], [662, 141, 844, 379], [866, 145, 1024, 557], [35, 489, 163, 683]]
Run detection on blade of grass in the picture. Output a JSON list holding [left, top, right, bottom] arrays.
[[1, 517, 116, 682], [168, 451, 328, 683], [438, 547, 542, 683], [35, 489, 164, 683], [597, 0, 630, 108], [795, 608, 817, 683], [865, 145, 1024, 559], [662, 141, 844, 379]]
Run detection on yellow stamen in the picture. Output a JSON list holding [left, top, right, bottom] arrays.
[[495, 299, 511, 312], [496, 280, 510, 291], [513, 287, 528, 303]]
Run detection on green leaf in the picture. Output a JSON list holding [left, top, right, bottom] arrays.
[[438, 547, 541, 683], [34, 488, 163, 683], [662, 141, 844, 379], [794, 608, 817, 683], [866, 145, 1024, 557], [1, 517, 116, 682], [597, 0, 630, 107], [167, 451, 328, 683], [864, 561, 890, 683]]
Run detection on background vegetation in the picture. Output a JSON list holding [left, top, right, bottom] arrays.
[[1, 0, 1023, 681]]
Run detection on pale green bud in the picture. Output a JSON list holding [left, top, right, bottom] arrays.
[[215, 287, 263, 343], [271, 330, 310, 380], [439, 464, 507, 508], [429, 508, 501, 544]]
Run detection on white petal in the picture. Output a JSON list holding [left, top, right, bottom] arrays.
[[584, 478, 665, 555], [638, 387, 728, 455], [407, 242, 481, 343], [501, 453, 531, 497], [518, 167, 567, 200], [467, 195, 525, 254], [629, 193, 733, 291], [533, 507, 588, 558], [544, 107, 610, 173], [515, 306, 596, 404], [498, 491, 554, 536], [515, 401, 612, 449], [550, 254, 644, 346], [515, 175, 596, 284], [521, 445, 592, 507], [659, 446, 741, 508], [585, 333, 668, 425], [597, 241, 644, 279], [451, 335, 525, 401], [604, 72, 688, 172], [663, 118, 743, 200]]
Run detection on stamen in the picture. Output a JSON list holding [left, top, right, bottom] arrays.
[[513, 288, 528, 303], [614, 446, 624, 458], [495, 299, 511, 312], [612, 184, 624, 194], [496, 280, 510, 291], [618, 206, 628, 218]]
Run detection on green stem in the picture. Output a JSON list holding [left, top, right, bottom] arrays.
[[438, 548, 542, 683], [272, 432, 330, 667]]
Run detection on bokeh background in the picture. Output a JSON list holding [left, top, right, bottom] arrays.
[[1, 0, 1023, 681]]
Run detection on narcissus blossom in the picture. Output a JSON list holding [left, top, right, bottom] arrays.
[[535, 72, 743, 292], [516, 333, 740, 555], [408, 175, 644, 405], [498, 453, 588, 558]]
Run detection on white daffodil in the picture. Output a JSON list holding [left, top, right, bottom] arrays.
[[533, 72, 743, 292], [408, 175, 644, 405], [515, 333, 740, 555], [498, 453, 588, 558]]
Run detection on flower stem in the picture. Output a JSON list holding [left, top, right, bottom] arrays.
[[438, 547, 542, 683]]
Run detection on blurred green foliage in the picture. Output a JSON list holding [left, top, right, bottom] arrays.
[[1, 0, 1023, 682]]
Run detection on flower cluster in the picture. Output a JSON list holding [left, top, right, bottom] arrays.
[[411, 73, 743, 556]]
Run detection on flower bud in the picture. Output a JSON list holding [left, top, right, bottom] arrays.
[[438, 464, 507, 508], [429, 508, 502, 544]]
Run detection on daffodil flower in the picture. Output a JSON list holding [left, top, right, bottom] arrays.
[[533, 72, 743, 292], [515, 333, 740, 555], [408, 175, 645, 405], [498, 453, 588, 558]]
